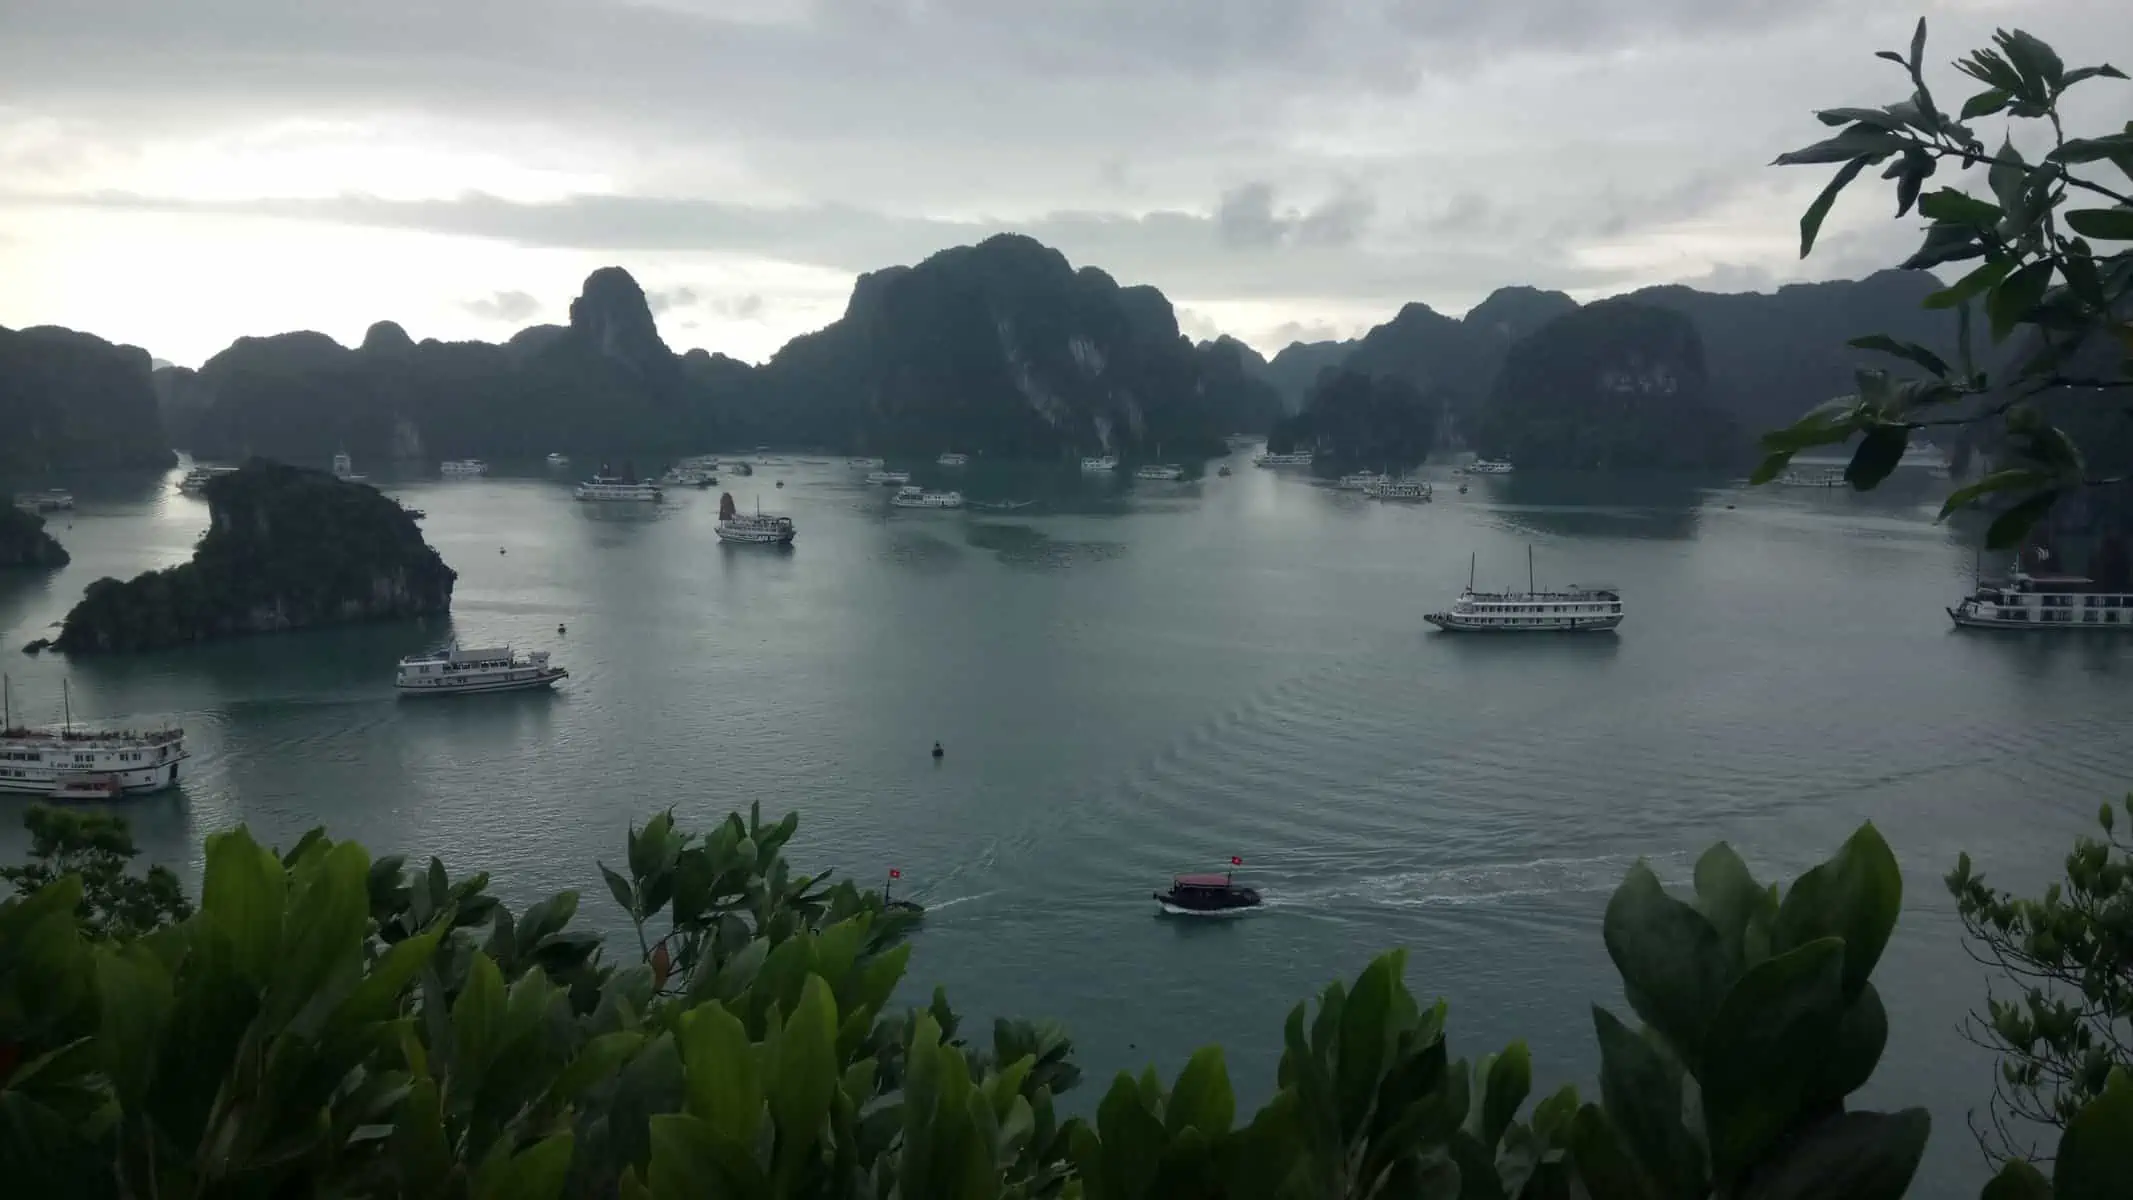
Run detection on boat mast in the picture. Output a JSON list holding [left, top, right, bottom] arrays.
[[1468, 551, 1476, 592], [62, 679, 71, 738], [3, 673, 9, 731], [1528, 544, 1536, 594]]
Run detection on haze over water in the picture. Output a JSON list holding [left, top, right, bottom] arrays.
[[4, 454, 2127, 1193]]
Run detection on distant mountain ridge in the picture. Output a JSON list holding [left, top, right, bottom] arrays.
[[0, 324, 174, 474]]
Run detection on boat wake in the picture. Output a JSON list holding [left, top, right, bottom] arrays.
[[972, 499, 1035, 511], [1262, 852, 1697, 912], [1156, 900, 1258, 918], [919, 889, 999, 913]]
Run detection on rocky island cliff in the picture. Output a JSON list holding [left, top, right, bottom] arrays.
[[0, 324, 176, 473], [53, 461, 454, 654], [0, 505, 70, 569]]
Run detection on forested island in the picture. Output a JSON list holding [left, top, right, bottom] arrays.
[[0, 505, 69, 570], [0, 324, 175, 474], [51, 462, 454, 654], [1266, 370, 1439, 473]]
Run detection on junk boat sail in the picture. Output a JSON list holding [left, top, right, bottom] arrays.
[[1425, 548, 1623, 633], [1948, 558, 2133, 631], [395, 643, 567, 695], [1155, 862, 1261, 914], [0, 678, 190, 796], [715, 492, 797, 544]]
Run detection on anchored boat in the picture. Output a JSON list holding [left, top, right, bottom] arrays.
[[395, 643, 567, 696], [1425, 548, 1623, 633]]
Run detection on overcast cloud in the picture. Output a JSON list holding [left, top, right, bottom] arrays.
[[0, 0, 2124, 365]]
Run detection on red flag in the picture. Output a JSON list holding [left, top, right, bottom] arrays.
[[1230, 856, 1243, 866], [889, 868, 902, 879]]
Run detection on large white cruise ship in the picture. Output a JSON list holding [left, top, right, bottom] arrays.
[[575, 475, 663, 502], [1, 682, 190, 796], [1948, 561, 2133, 631], [891, 486, 964, 508], [1425, 550, 1623, 633], [1253, 451, 1313, 468], [715, 493, 796, 544], [395, 644, 567, 696], [1135, 464, 1185, 480]]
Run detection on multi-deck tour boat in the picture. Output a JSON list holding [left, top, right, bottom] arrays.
[[1, 680, 190, 797], [937, 452, 970, 467], [440, 459, 488, 477], [891, 486, 965, 509], [1155, 867, 1262, 915], [178, 465, 239, 495], [12, 489, 74, 512], [1253, 451, 1313, 468], [1425, 549, 1623, 633], [1466, 459, 1514, 475], [395, 644, 567, 696], [715, 494, 796, 544], [575, 475, 663, 502], [1081, 455, 1118, 473], [1948, 561, 2133, 631], [866, 470, 913, 486], [1336, 471, 1383, 491], [331, 452, 367, 483], [1367, 480, 1432, 501], [1135, 464, 1185, 481]]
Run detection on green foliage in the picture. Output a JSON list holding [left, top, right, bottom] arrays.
[[1577, 825, 1929, 1198], [1473, 301, 1746, 472], [1767, 19, 2133, 547], [0, 323, 173, 474], [0, 503, 70, 569], [52, 459, 456, 653], [1268, 369, 1441, 473], [1, 808, 2039, 1196], [0, 803, 191, 940], [1946, 796, 2133, 1166]]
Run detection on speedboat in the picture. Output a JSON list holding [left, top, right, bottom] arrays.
[[1155, 870, 1261, 915]]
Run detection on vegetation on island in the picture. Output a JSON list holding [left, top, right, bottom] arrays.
[[52, 460, 454, 654], [1266, 369, 1441, 474], [0, 504, 70, 569], [1472, 303, 1746, 472], [0, 323, 174, 474], [1760, 20, 2133, 553]]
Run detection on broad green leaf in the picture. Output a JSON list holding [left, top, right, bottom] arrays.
[[1797, 156, 1873, 257], [2063, 208, 2133, 240], [1335, 952, 1400, 1136], [1959, 88, 2012, 119], [1986, 491, 2060, 550], [269, 838, 371, 1022], [2055, 1068, 2133, 1199], [1735, 1109, 1929, 1200], [1699, 939, 1847, 1184], [1603, 863, 1733, 1069], [769, 974, 839, 1183], [1844, 427, 1909, 490], [1906, 18, 1927, 75], [678, 1002, 762, 1145], [1846, 335, 1948, 378], [200, 827, 287, 986], [1593, 1008, 1705, 1198], [1916, 189, 2002, 225], [1692, 843, 1770, 967], [1749, 450, 1797, 486], [2054, 132, 2133, 163], [1094, 1072, 1166, 1200], [1939, 469, 2053, 519], [1901, 223, 1984, 271], [646, 1112, 767, 1198], [1480, 1041, 1531, 1150], [1165, 1046, 1235, 1137], [1978, 1159, 2051, 1200], [1924, 259, 2013, 310], [1771, 823, 1903, 1001], [1805, 981, 1889, 1105], [472, 1133, 575, 1200], [1774, 127, 1904, 167], [1569, 1103, 1659, 1200], [452, 951, 507, 1080], [1988, 261, 2054, 341], [1997, 29, 2064, 94], [94, 943, 172, 1105]]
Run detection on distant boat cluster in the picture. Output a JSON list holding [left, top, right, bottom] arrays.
[[11, 488, 73, 513]]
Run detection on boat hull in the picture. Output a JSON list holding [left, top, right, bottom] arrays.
[[1948, 606, 2133, 631], [396, 669, 568, 697], [716, 528, 796, 545], [0, 759, 187, 797], [1154, 893, 1262, 916], [1424, 614, 1623, 633]]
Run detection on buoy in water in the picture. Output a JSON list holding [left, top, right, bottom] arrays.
[[499, 547, 507, 554], [557, 623, 567, 634], [931, 742, 945, 759]]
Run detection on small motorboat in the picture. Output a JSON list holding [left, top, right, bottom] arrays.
[[50, 773, 125, 803], [1155, 870, 1261, 915], [882, 869, 925, 917]]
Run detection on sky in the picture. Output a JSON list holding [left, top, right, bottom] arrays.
[[0, 0, 2125, 367]]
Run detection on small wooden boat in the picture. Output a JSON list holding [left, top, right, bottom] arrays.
[[1155, 870, 1261, 914]]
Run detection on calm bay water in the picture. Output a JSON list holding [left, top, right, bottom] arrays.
[[4, 454, 2129, 1192]]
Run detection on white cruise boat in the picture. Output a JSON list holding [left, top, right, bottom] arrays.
[[1, 681, 190, 796], [177, 465, 239, 495], [11, 489, 73, 512], [1368, 480, 1432, 501], [1425, 550, 1622, 633], [1467, 459, 1514, 475], [1949, 562, 2133, 631], [1081, 455, 1118, 473], [849, 457, 885, 469], [546, 452, 571, 468], [937, 452, 970, 467], [575, 476, 663, 502], [865, 470, 912, 486], [1253, 452, 1314, 468], [332, 452, 367, 483], [396, 644, 566, 696], [440, 459, 488, 477], [1336, 471, 1383, 491], [1777, 469, 1845, 488], [891, 486, 965, 508], [1135, 464, 1185, 481]]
